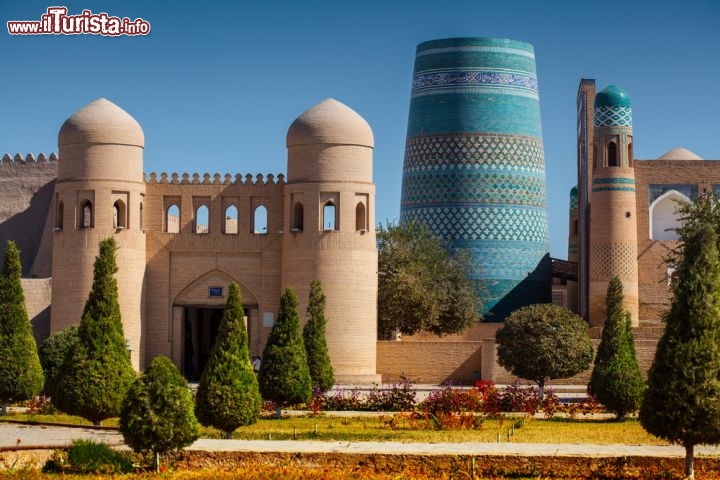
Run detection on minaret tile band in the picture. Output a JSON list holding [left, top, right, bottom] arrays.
[[400, 37, 551, 321]]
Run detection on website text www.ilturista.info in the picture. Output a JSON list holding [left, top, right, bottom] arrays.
[[7, 7, 150, 36]]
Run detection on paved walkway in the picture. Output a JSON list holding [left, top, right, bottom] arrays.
[[3, 423, 720, 458]]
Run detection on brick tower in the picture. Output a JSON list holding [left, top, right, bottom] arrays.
[[52, 98, 146, 368], [588, 85, 639, 327], [283, 99, 380, 383]]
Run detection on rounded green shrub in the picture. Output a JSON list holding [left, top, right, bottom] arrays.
[[120, 355, 199, 467], [39, 326, 78, 398]]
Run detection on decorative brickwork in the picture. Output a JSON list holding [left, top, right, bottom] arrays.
[[589, 242, 638, 279]]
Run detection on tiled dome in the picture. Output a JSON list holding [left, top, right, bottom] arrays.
[[594, 85, 632, 108]]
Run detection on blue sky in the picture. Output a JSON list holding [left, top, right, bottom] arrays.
[[2, 0, 718, 258]]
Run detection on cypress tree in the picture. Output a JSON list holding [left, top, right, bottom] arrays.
[[303, 280, 334, 392], [259, 288, 312, 417], [120, 355, 200, 471], [640, 224, 720, 479], [194, 282, 261, 438], [0, 240, 44, 415], [589, 276, 645, 419], [52, 237, 136, 425]]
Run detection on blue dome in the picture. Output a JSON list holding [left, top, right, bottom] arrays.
[[594, 85, 631, 108]]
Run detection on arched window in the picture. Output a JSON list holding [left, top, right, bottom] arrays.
[[292, 202, 304, 232], [224, 205, 238, 234], [195, 205, 209, 234], [55, 201, 64, 229], [607, 141, 618, 167], [113, 200, 127, 229], [166, 204, 180, 233], [628, 142, 633, 167], [323, 202, 336, 231], [355, 202, 367, 231], [254, 205, 267, 234], [79, 200, 93, 228], [649, 190, 690, 241], [139, 202, 144, 230]]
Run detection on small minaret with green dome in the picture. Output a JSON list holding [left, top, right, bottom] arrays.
[[588, 84, 639, 327]]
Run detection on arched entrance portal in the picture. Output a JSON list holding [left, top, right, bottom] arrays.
[[172, 269, 259, 380]]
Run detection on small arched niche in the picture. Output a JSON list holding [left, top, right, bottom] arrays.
[[79, 200, 93, 229], [55, 200, 64, 229], [166, 204, 180, 233], [355, 202, 367, 231], [292, 202, 304, 232], [224, 205, 238, 234], [195, 205, 209, 234], [607, 141, 618, 167], [113, 200, 127, 229], [139, 202, 144, 230], [649, 190, 690, 241], [253, 205, 267, 234], [323, 201, 336, 231]]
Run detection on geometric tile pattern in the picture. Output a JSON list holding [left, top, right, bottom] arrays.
[[401, 205, 549, 244], [592, 177, 636, 185], [570, 186, 578, 210], [412, 70, 538, 100], [591, 176, 636, 193], [592, 186, 636, 193], [453, 240, 550, 279], [594, 106, 632, 127], [649, 184, 698, 205], [403, 134, 545, 174], [401, 171, 547, 208], [401, 37, 551, 318]]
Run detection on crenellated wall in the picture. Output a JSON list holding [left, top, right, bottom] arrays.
[[143, 170, 286, 370], [145, 172, 285, 186], [0, 153, 58, 278]]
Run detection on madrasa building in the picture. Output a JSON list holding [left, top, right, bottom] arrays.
[[3, 37, 718, 385]]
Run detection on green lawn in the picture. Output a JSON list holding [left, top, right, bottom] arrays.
[[1, 412, 667, 445]]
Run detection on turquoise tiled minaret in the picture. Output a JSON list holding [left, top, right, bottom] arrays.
[[400, 37, 551, 321]]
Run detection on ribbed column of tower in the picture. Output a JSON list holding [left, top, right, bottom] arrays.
[[588, 85, 639, 327], [282, 99, 380, 383], [52, 98, 146, 368], [567, 186, 579, 313], [400, 37, 550, 321]]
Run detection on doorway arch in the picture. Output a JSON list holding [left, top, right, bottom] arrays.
[[172, 269, 259, 380]]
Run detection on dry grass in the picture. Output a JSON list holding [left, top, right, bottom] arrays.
[[508, 417, 667, 445]]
